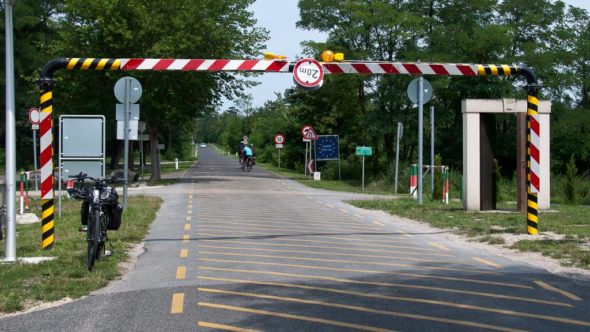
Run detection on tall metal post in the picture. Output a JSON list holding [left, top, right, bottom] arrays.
[[304, 142, 308, 175], [431, 106, 435, 197], [278, 149, 281, 168], [362, 155, 365, 190], [394, 122, 402, 194], [527, 89, 539, 235], [417, 77, 424, 205], [4, 0, 17, 260], [32, 128, 39, 191], [123, 79, 130, 209]]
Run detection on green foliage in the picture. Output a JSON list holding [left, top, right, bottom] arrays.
[[563, 155, 579, 204]]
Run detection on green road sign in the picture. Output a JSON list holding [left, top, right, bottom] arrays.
[[356, 146, 372, 156]]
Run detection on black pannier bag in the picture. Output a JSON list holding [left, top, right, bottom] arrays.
[[81, 201, 90, 225], [106, 203, 123, 230]]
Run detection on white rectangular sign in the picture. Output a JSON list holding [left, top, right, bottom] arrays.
[[117, 120, 139, 140]]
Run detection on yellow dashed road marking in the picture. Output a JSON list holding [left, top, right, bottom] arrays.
[[180, 249, 188, 258], [188, 204, 192, 209], [198, 237, 453, 258], [339, 208, 348, 214], [373, 221, 385, 227], [183, 235, 190, 243], [189, 194, 193, 199], [199, 251, 500, 275], [184, 224, 191, 231], [170, 293, 184, 314], [186, 216, 192, 221], [534, 280, 582, 301], [199, 276, 581, 324], [198, 289, 525, 332], [197, 244, 457, 264], [176, 266, 186, 279], [198, 302, 396, 332], [198, 258, 530, 289], [198, 266, 571, 307], [187, 210, 192, 215], [354, 214, 364, 219], [473, 257, 502, 269], [198, 321, 260, 332], [429, 242, 450, 251]]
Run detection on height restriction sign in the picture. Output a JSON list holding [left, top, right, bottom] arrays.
[[293, 58, 324, 89]]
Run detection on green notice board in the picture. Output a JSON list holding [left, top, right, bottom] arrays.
[[355, 146, 372, 156]]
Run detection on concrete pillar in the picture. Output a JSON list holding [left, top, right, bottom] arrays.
[[462, 99, 551, 211]]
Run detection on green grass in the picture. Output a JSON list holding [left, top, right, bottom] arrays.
[[0, 195, 162, 313], [349, 198, 590, 270]]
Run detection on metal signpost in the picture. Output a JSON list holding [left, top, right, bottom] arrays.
[[431, 106, 435, 197], [407, 77, 433, 205], [114, 76, 142, 210], [29, 108, 41, 191], [274, 134, 285, 168], [394, 122, 403, 194], [356, 146, 372, 190], [139, 121, 146, 180]]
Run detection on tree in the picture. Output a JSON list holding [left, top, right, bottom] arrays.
[[48, 0, 268, 179]]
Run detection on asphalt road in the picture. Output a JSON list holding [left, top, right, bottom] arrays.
[[1, 146, 590, 331]]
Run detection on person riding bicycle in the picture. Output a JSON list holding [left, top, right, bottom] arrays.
[[238, 140, 245, 164]]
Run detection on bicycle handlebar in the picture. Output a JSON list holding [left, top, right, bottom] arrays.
[[68, 172, 127, 185]]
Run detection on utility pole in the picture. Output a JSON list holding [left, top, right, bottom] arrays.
[[4, 0, 17, 261]]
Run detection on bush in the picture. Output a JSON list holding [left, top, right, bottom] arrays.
[[563, 155, 579, 205]]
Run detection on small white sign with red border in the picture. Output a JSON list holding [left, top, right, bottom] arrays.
[[274, 134, 285, 145], [29, 107, 40, 125], [293, 58, 324, 89]]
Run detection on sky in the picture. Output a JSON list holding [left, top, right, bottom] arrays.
[[226, 0, 590, 110]]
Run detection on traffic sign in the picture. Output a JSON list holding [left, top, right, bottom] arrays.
[[407, 77, 433, 105], [28, 108, 40, 124], [316, 135, 339, 160], [293, 58, 324, 89], [356, 146, 373, 156], [301, 125, 317, 141], [114, 76, 142, 103], [274, 134, 285, 144]]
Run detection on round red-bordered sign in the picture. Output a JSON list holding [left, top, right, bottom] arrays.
[[274, 134, 285, 144], [293, 58, 324, 88], [28, 108, 40, 124]]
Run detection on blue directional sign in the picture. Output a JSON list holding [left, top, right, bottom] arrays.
[[316, 135, 339, 161]]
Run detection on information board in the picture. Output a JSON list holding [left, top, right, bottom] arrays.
[[316, 135, 340, 161]]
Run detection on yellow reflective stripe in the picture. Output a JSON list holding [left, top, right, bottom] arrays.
[[527, 213, 538, 222], [41, 206, 54, 219], [527, 226, 538, 235], [67, 58, 80, 70], [40, 92, 53, 104], [501, 65, 511, 75], [42, 234, 54, 248], [528, 95, 539, 105], [489, 65, 498, 75], [528, 200, 538, 210], [96, 58, 109, 70], [477, 65, 485, 75], [111, 59, 121, 70], [81, 58, 94, 70], [42, 220, 54, 233]]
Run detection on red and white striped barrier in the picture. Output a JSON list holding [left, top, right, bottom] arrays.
[[120, 59, 291, 72]]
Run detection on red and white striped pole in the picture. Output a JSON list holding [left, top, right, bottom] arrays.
[[39, 83, 55, 249]]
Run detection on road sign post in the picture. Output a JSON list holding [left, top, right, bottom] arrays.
[[407, 77, 433, 205], [356, 146, 372, 191], [394, 122, 403, 194], [274, 134, 285, 168], [29, 108, 41, 191], [114, 76, 142, 210]]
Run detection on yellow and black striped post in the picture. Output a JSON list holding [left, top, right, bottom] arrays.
[[37, 58, 121, 249], [39, 83, 55, 249], [478, 64, 541, 235], [527, 91, 539, 235]]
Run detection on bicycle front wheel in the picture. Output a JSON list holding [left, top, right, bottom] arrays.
[[86, 212, 98, 271]]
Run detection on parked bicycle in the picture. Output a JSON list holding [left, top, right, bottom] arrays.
[[67, 172, 124, 271]]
